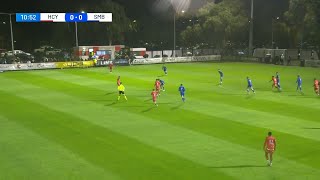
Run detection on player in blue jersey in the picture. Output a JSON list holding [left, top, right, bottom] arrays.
[[276, 72, 281, 91], [246, 77, 255, 94], [296, 75, 302, 92], [162, 65, 168, 75], [178, 84, 186, 102], [159, 79, 165, 91], [218, 69, 224, 85]]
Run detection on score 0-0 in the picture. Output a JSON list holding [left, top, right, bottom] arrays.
[[65, 13, 87, 22]]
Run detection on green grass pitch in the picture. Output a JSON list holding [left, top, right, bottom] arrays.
[[0, 62, 320, 180]]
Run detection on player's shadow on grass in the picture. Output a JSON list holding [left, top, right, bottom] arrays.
[[245, 94, 255, 99], [141, 107, 154, 113], [287, 94, 317, 98], [288, 94, 304, 96], [105, 92, 116, 96], [117, 106, 146, 108], [171, 103, 184, 110], [144, 98, 153, 102], [91, 99, 114, 102], [272, 90, 281, 93], [303, 127, 320, 129], [157, 75, 165, 77], [209, 165, 267, 169], [105, 101, 117, 106]]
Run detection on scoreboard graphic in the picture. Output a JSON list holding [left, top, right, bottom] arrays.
[[16, 13, 112, 22]]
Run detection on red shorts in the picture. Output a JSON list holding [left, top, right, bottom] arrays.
[[314, 87, 319, 91], [156, 87, 160, 91], [152, 98, 157, 102]]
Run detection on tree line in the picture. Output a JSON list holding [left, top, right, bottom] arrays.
[[2, 0, 319, 55], [180, 0, 320, 55]]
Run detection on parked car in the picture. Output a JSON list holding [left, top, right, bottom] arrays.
[[186, 52, 193, 56], [7, 50, 32, 56], [143, 54, 149, 58], [238, 51, 245, 55], [1, 54, 17, 64], [46, 49, 62, 55], [34, 45, 54, 53], [15, 53, 34, 63], [0, 49, 7, 57]]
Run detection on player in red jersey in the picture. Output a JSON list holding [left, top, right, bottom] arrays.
[[155, 79, 161, 96], [117, 76, 121, 86], [264, 132, 277, 166], [314, 78, 319, 95], [269, 76, 278, 90], [108, 62, 113, 73], [151, 89, 158, 106]]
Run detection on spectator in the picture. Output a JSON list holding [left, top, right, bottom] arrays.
[[280, 54, 285, 65], [300, 58, 305, 67], [287, 56, 291, 66]]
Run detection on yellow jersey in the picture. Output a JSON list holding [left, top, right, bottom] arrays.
[[118, 84, 125, 91]]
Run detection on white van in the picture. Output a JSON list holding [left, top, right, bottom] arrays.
[[7, 50, 31, 56]]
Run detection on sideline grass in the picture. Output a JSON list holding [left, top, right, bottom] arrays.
[[0, 62, 319, 180]]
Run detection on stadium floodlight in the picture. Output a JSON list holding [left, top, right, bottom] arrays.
[[271, 16, 280, 49], [0, 13, 14, 54], [249, 0, 254, 56], [173, 10, 185, 59], [75, 11, 86, 47]]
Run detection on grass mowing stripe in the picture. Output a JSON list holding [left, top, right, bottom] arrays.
[[54, 68, 320, 123], [30, 70, 320, 118], [0, 90, 230, 180], [211, 90, 320, 122], [0, 76, 319, 180], [29, 70, 320, 169], [0, 115, 119, 180], [8, 70, 320, 168], [182, 100, 320, 142], [22, 70, 320, 143]]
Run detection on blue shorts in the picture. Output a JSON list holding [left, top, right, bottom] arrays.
[[180, 93, 185, 97]]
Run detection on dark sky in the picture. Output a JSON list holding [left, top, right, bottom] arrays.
[[0, 0, 288, 21], [0, 0, 288, 50], [0, 0, 212, 17], [0, 0, 148, 19], [0, 0, 213, 49], [0, 0, 154, 50]]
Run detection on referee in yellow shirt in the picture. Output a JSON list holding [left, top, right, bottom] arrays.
[[117, 82, 127, 101]]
